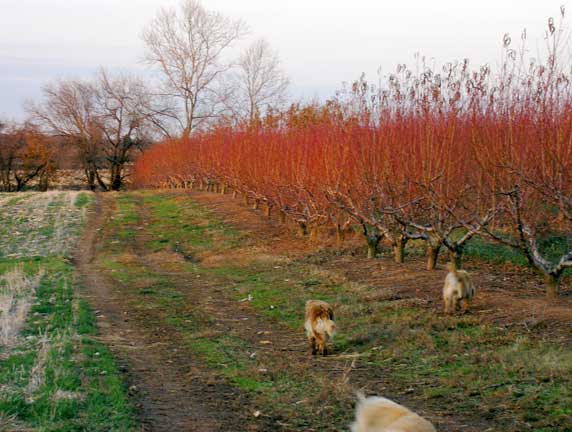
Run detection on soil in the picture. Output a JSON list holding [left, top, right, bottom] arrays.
[[74, 190, 572, 432]]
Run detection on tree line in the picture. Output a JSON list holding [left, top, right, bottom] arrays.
[[0, 0, 289, 191]]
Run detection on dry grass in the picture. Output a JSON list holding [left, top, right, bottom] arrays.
[[199, 246, 292, 268], [0, 191, 89, 259], [0, 266, 44, 347], [25, 334, 50, 400]]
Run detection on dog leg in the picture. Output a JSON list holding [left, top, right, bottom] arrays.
[[316, 334, 325, 356], [310, 336, 317, 355], [452, 297, 458, 314], [461, 298, 470, 314]]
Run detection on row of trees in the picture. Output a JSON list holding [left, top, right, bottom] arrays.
[[134, 11, 572, 299], [1, 0, 289, 191]]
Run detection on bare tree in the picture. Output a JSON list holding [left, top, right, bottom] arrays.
[[93, 70, 155, 190], [0, 121, 57, 192], [26, 79, 101, 190], [28, 71, 160, 191], [142, 0, 247, 137], [236, 39, 289, 122]]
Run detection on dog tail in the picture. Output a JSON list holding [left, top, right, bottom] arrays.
[[325, 319, 336, 338], [316, 317, 337, 338], [446, 261, 458, 275]]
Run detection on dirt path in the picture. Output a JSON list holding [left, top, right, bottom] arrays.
[[74, 194, 266, 432]]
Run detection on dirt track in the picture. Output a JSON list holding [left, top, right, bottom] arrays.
[[75, 194, 268, 431], [74, 191, 572, 431]]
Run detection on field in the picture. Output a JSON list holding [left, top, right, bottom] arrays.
[[2, 190, 569, 431], [0, 192, 134, 431]]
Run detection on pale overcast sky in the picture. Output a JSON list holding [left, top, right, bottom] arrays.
[[0, 0, 568, 119]]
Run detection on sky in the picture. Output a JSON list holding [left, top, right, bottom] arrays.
[[0, 0, 569, 119]]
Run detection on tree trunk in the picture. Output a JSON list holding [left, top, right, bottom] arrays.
[[232, 190, 238, 199], [85, 168, 96, 191], [264, 204, 272, 217], [448, 250, 462, 270], [279, 211, 287, 224], [367, 242, 377, 259], [426, 244, 441, 270], [220, 184, 227, 195], [309, 226, 319, 242], [38, 173, 49, 192], [545, 273, 561, 299], [243, 193, 249, 206], [252, 199, 260, 210], [335, 226, 345, 249], [393, 243, 404, 263], [393, 236, 408, 264], [110, 165, 123, 191], [297, 221, 308, 237], [363, 226, 382, 259], [366, 235, 382, 259]]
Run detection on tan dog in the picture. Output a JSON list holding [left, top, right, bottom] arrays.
[[350, 394, 436, 432], [443, 262, 475, 314], [304, 300, 336, 355]]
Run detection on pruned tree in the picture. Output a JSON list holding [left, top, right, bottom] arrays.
[[142, 0, 247, 137]]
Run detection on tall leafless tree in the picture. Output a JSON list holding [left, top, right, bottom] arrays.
[[27, 79, 101, 190], [142, 0, 247, 137], [235, 39, 290, 123]]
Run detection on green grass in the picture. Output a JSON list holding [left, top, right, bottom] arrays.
[[92, 191, 572, 431], [0, 258, 136, 431], [96, 192, 356, 429], [0, 192, 136, 431], [74, 192, 92, 209], [139, 191, 572, 431]]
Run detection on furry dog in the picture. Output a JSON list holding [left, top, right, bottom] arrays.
[[304, 299, 336, 355], [443, 262, 475, 314], [350, 394, 436, 432]]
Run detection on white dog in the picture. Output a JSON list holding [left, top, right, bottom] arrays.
[[350, 394, 436, 432]]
